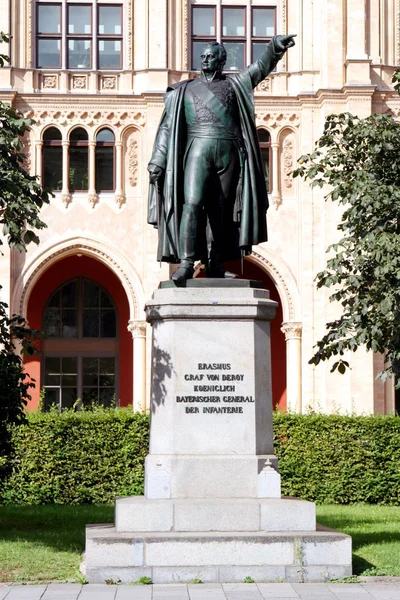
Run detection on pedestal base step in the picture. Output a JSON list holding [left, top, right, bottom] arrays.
[[85, 524, 352, 584], [115, 496, 316, 533]]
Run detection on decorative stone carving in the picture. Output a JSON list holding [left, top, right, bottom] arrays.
[[124, 128, 141, 196], [255, 112, 300, 129], [115, 193, 126, 208], [256, 79, 271, 93], [61, 193, 72, 208], [33, 107, 146, 129], [73, 76, 87, 89], [88, 193, 99, 208], [21, 132, 31, 173], [281, 322, 302, 340], [128, 320, 146, 338], [42, 75, 57, 89], [128, 139, 139, 187], [282, 136, 294, 190], [101, 76, 117, 90], [183, 0, 189, 70]]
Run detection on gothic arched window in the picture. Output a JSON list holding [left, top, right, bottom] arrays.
[[42, 278, 118, 410], [43, 127, 62, 190], [69, 127, 89, 191], [95, 128, 115, 192]]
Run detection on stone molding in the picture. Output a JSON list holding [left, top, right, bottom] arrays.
[[128, 320, 147, 339], [281, 321, 302, 340], [14, 237, 145, 321], [247, 248, 300, 323]]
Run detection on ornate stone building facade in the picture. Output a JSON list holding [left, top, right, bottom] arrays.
[[0, 0, 399, 413]]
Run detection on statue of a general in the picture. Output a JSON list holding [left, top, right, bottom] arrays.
[[148, 35, 296, 281]]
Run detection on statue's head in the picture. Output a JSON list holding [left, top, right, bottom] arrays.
[[200, 42, 227, 73]]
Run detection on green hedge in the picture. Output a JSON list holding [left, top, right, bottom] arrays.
[[2, 409, 400, 504], [1, 408, 149, 504], [274, 412, 400, 505]]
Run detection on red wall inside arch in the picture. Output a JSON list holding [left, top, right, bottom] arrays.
[[25, 254, 133, 410]]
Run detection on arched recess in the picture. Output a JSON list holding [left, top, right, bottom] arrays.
[[13, 237, 147, 412]]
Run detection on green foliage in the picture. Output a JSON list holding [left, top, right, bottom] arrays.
[[1, 408, 149, 504], [293, 112, 400, 379], [2, 410, 400, 506], [274, 412, 400, 504], [0, 31, 50, 471]]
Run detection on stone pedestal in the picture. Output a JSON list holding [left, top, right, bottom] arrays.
[[85, 282, 352, 584]]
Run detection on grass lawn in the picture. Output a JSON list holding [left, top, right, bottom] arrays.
[[0, 504, 399, 582]]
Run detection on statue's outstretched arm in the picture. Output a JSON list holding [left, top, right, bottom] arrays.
[[246, 34, 296, 89]]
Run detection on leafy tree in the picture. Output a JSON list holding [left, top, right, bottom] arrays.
[[0, 32, 50, 472], [293, 97, 400, 382]]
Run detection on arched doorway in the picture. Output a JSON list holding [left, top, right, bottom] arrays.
[[25, 254, 132, 410], [220, 258, 287, 410]]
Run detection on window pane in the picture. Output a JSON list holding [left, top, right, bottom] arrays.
[[100, 358, 115, 386], [253, 42, 269, 63], [44, 388, 60, 410], [69, 147, 89, 190], [61, 358, 77, 385], [100, 310, 116, 337], [68, 39, 91, 68], [95, 147, 114, 191], [260, 147, 270, 192], [96, 129, 114, 143], [70, 128, 88, 142], [83, 388, 99, 406], [98, 40, 121, 69], [38, 5, 61, 33], [43, 146, 62, 190], [257, 129, 270, 144], [44, 309, 61, 337], [37, 39, 61, 68], [83, 358, 99, 386], [61, 387, 77, 409], [47, 289, 61, 308], [98, 6, 121, 34], [68, 5, 91, 34], [253, 8, 275, 37], [83, 280, 99, 308], [192, 7, 215, 36], [224, 42, 245, 70], [222, 8, 245, 36], [61, 281, 77, 307], [83, 309, 99, 337], [43, 127, 62, 142], [61, 309, 78, 337], [100, 289, 113, 308], [99, 388, 115, 407], [45, 357, 60, 385]]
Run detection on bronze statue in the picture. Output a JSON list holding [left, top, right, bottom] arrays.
[[148, 35, 296, 281]]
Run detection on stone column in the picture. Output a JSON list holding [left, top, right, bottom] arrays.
[[114, 141, 125, 207], [128, 319, 147, 412], [88, 141, 99, 207], [270, 142, 282, 208], [61, 141, 72, 207], [281, 322, 302, 413]]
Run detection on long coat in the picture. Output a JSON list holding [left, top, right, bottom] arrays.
[[148, 38, 285, 263]]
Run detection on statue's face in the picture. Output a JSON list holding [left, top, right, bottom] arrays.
[[200, 46, 222, 73]]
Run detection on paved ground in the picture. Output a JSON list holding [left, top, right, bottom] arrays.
[[1, 582, 400, 600]]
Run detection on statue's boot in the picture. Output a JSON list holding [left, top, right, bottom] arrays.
[[171, 204, 200, 282], [206, 247, 238, 279]]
